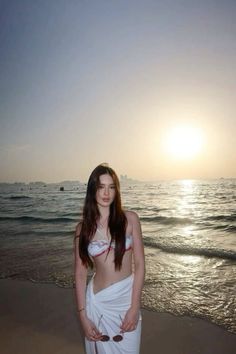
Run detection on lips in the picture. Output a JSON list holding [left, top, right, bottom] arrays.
[[102, 198, 110, 202]]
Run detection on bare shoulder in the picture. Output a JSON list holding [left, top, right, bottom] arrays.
[[125, 210, 142, 240], [125, 210, 140, 224]]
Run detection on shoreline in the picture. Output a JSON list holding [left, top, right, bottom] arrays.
[[0, 279, 235, 354]]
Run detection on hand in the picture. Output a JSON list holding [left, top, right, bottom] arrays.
[[120, 307, 140, 332], [80, 315, 102, 341]]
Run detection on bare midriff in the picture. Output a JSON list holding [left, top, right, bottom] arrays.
[[92, 248, 133, 294]]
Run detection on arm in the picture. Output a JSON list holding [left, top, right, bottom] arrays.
[[121, 211, 145, 332], [74, 223, 101, 340]]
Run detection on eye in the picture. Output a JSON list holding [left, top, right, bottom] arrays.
[[110, 185, 115, 190]]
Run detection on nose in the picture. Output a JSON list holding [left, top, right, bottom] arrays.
[[104, 187, 109, 196]]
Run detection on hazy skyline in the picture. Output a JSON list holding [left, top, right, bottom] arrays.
[[1, 0, 235, 183]]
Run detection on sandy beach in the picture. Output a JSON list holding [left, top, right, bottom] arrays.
[[0, 279, 235, 354]]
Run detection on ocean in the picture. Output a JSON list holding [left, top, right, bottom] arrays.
[[0, 179, 235, 334]]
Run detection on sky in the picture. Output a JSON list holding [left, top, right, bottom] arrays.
[[0, 0, 235, 183]]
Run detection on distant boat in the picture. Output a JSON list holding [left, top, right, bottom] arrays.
[[59, 186, 64, 191]]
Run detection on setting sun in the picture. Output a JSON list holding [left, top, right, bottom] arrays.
[[163, 126, 204, 160]]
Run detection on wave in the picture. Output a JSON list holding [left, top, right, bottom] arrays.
[[140, 216, 192, 225], [210, 223, 236, 232], [9, 195, 31, 200], [205, 214, 236, 222], [0, 216, 76, 223], [225, 225, 236, 233], [144, 239, 236, 261]]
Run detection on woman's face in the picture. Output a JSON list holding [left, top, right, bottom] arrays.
[[96, 174, 116, 208]]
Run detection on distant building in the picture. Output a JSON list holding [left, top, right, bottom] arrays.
[[120, 175, 140, 184]]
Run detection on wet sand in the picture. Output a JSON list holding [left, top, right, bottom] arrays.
[[0, 279, 235, 354]]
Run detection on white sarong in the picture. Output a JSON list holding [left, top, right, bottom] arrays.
[[85, 274, 141, 354]]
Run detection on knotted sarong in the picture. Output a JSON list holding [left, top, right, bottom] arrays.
[[85, 274, 141, 354]]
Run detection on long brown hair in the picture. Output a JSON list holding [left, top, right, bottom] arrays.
[[78, 164, 127, 270]]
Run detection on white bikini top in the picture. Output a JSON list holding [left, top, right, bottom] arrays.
[[88, 229, 133, 257]]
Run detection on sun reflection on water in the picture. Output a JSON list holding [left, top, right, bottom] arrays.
[[179, 254, 202, 265], [182, 225, 194, 236], [180, 179, 194, 188]]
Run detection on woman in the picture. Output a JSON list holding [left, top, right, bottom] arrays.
[[74, 164, 145, 354]]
